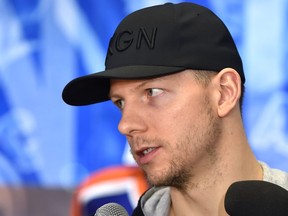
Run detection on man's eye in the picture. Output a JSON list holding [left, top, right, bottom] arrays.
[[147, 88, 164, 97], [114, 99, 125, 109]]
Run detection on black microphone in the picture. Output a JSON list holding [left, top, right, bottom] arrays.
[[94, 202, 129, 216], [224, 180, 288, 216]]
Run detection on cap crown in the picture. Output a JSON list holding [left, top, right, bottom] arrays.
[[105, 2, 245, 82]]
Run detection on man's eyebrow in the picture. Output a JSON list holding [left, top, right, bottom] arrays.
[[108, 80, 148, 99], [135, 76, 168, 89], [109, 77, 166, 99], [108, 90, 120, 100]]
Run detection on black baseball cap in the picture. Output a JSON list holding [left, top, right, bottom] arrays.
[[62, 2, 245, 106]]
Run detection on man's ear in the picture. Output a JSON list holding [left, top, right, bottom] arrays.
[[215, 68, 241, 117]]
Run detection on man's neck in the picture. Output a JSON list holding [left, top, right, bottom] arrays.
[[168, 151, 263, 216]]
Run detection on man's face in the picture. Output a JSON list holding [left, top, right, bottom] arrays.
[[110, 70, 221, 188]]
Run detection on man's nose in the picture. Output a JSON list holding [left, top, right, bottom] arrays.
[[118, 104, 147, 136]]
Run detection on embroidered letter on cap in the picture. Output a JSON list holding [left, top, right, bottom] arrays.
[[116, 30, 133, 52], [136, 27, 157, 49], [109, 27, 157, 55]]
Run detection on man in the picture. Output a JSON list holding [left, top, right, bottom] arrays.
[[62, 2, 288, 215]]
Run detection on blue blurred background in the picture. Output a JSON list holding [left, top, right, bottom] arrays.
[[0, 0, 287, 189]]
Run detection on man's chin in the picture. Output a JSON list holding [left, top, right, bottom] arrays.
[[145, 174, 170, 187], [141, 165, 173, 186]]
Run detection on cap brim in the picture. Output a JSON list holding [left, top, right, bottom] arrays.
[[62, 65, 185, 106]]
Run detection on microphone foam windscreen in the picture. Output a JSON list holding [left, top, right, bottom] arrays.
[[224, 180, 288, 216], [94, 202, 128, 216]]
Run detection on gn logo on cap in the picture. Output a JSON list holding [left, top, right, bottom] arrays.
[[108, 27, 157, 55]]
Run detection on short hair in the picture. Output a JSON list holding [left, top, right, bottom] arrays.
[[190, 69, 245, 113]]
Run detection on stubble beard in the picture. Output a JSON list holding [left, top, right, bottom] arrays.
[[131, 98, 221, 190]]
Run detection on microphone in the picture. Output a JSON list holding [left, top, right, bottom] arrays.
[[94, 202, 129, 216], [224, 180, 288, 216]]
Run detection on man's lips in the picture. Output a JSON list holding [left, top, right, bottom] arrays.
[[135, 147, 156, 156], [134, 147, 160, 165]]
